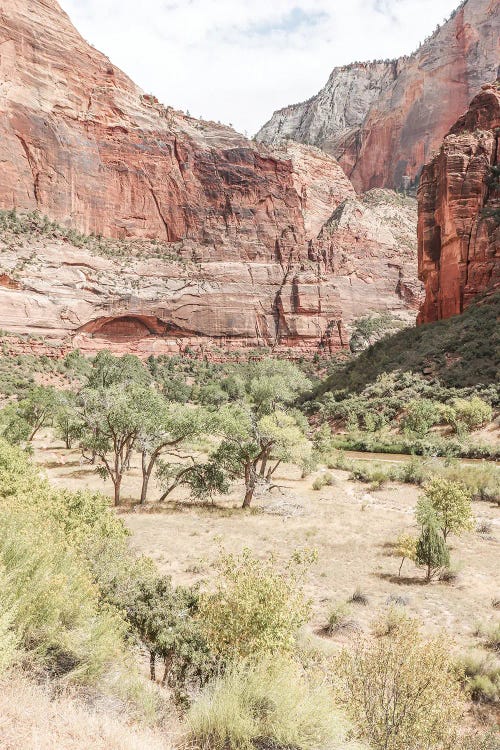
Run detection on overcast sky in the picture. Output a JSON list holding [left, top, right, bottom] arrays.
[[58, 0, 460, 136]]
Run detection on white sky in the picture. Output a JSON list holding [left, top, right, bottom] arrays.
[[58, 0, 461, 136]]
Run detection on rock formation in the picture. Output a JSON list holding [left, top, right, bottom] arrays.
[[0, 0, 420, 356], [417, 81, 499, 323], [256, 0, 499, 193]]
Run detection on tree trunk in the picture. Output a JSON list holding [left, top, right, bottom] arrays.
[[242, 463, 256, 508], [161, 654, 174, 687], [140, 452, 153, 505], [113, 475, 122, 506], [150, 650, 156, 681]]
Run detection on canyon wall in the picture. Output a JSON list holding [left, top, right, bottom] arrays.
[[256, 0, 499, 193], [0, 0, 420, 355], [417, 81, 499, 323]]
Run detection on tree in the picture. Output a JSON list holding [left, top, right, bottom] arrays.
[[394, 532, 417, 576], [199, 549, 313, 661], [415, 522, 450, 581], [137, 395, 209, 504], [403, 398, 442, 437], [53, 391, 83, 449], [79, 384, 150, 505], [213, 405, 310, 508], [417, 477, 474, 541], [13, 385, 58, 442], [336, 614, 464, 750], [86, 351, 151, 389], [125, 575, 212, 689]]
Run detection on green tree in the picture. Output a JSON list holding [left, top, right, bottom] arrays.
[[417, 477, 474, 541], [137, 395, 209, 504], [12, 385, 58, 442], [213, 405, 310, 507], [86, 351, 151, 389], [54, 391, 83, 449], [415, 522, 450, 581], [79, 384, 150, 505], [403, 398, 442, 437]]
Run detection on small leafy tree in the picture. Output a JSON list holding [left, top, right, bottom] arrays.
[[199, 549, 313, 660], [13, 385, 58, 442], [415, 522, 450, 581], [417, 477, 474, 541], [394, 532, 417, 576], [336, 614, 464, 750], [54, 391, 83, 449], [213, 405, 310, 507], [125, 575, 212, 690]]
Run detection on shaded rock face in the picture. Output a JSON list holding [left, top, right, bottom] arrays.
[[418, 82, 500, 323], [256, 0, 499, 193], [0, 0, 420, 355]]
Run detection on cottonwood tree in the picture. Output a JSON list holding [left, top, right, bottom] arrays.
[[137, 394, 209, 504], [79, 384, 151, 505], [14, 385, 58, 442], [212, 404, 310, 508]]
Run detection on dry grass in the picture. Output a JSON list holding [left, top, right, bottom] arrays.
[[31, 434, 500, 654], [0, 674, 173, 750]]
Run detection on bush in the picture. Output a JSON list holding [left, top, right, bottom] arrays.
[[452, 397, 493, 432], [187, 656, 347, 750], [199, 549, 313, 660], [312, 472, 335, 490], [403, 398, 443, 437], [461, 652, 500, 703], [0, 438, 149, 701], [336, 614, 464, 750]]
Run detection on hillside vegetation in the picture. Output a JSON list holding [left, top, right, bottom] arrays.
[[314, 294, 499, 395]]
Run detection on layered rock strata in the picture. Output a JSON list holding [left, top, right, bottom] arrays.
[[0, 0, 421, 355], [257, 0, 499, 192], [418, 81, 500, 323]]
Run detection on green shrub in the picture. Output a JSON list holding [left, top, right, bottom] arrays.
[[460, 652, 500, 703], [199, 549, 313, 660], [312, 472, 335, 491], [187, 656, 350, 750], [452, 397, 493, 432], [403, 398, 443, 437]]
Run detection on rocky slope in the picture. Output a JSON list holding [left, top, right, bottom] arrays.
[[256, 0, 499, 193], [417, 81, 499, 323], [0, 0, 420, 356]]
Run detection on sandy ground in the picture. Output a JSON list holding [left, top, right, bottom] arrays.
[[32, 433, 500, 658]]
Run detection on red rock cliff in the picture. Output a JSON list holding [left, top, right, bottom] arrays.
[[0, 0, 420, 355], [257, 0, 500, 193], [417, 81, 500, 323]]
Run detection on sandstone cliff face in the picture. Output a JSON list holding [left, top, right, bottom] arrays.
[[0, 0, 420, 355], [418, 82, 500, 323], [256, 0, 500, 193]]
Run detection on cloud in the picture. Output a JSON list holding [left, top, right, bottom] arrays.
[[58, 0, 460, 136]]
